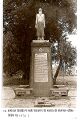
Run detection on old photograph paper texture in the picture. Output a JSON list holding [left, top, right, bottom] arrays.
[[0, 0, 80, 120]]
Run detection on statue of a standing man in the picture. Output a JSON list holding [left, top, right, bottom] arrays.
[[35, 8, 45, 40]]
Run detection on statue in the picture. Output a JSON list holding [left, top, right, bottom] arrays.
[[35, 8, 45, 40]]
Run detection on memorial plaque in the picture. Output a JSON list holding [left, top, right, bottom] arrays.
[[34, 53, 48, 82]]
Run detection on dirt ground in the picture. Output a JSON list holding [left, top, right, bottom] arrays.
[[1, 76, 77, 108]]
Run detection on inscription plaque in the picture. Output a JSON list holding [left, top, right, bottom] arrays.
[[34, 53, 48, 82]]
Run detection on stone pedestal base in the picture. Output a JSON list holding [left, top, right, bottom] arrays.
[[13, 85, 33, 98], [30, 40, 53, 97], [50, 85, 69, 99]]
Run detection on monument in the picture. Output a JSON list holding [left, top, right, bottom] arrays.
[[13, 8, 69, 99], [30, 8, 53, 97]]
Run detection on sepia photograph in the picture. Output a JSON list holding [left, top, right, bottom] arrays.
[[2, 0, 77, 109]]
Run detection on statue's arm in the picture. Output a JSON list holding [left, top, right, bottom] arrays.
[[44, 14, 45, 28], [35, 14, 38, 28]]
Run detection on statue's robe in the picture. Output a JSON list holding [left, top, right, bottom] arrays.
[[35, 14, 45, 38]]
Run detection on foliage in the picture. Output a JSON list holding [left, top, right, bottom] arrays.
[[3, 0, 77, 82], [51, 39, 77, 67], [3, 31, 22, 75]]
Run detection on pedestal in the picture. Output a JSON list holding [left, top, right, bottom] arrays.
[[30, 40, 53, 97]]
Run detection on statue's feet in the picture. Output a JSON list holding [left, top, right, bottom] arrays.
[[42, 37, 44, 40], [38, 37, 44, 40], [38, 37, 40, 40]]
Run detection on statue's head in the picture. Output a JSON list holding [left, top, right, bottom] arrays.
[[38, 8, 42, 14]]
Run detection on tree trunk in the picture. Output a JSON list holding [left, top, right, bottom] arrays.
[[53, 58, 62, 84]]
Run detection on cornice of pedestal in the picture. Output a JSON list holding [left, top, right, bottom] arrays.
[[32, 40, 49, 43], [31, 40, 51, 47]]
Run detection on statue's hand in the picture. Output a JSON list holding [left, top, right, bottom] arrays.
[[44, 25, 45, 28], [35, 24, 37, 28]]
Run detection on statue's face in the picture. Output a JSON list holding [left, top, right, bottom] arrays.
[[39, 9, 42, 14], [39, 10, 42, 14]]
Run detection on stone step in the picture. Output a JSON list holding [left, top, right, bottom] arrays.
[[34, 100, 55, 107]]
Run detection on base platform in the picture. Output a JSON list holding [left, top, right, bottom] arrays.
[[13, 85, 69, 99]]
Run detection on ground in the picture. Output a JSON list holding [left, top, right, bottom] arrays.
[[2, 76, 77, 108]]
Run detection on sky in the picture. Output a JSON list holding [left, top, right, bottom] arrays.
[[67, 34, 77, 47]]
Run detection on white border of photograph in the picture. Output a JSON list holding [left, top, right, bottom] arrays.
[[0, 0, 80, 120]]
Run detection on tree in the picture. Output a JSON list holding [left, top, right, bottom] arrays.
[[3, 0, 77, 84], [3, 0, 35, 83], [52, 38, 77, 84], [3, 31, 22, 76]]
